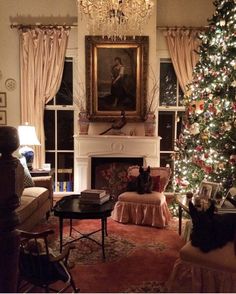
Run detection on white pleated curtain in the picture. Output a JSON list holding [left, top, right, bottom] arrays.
[[19, 27, 70, 168], [163, 29, 201, 93]]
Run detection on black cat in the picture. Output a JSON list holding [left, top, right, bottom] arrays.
[[189, 201, 236, 253], [136, 166, 153, 194]]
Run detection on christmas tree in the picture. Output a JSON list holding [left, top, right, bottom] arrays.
[[174, 0, 236, 193]]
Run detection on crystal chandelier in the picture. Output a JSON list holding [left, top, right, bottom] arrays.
[[78, 0, 154, 40]]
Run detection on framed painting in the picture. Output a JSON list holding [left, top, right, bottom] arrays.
[[85, 36, 149, 122], [0, 111, 7, 125], [199, 180, 220, 200], [0, 92, 6, 107]]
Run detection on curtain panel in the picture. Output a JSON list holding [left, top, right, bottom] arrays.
[[19, 27, 70, 168], [163, 29, 201, 94]]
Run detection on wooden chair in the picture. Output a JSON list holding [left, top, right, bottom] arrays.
[[17, 229, 79, 293]]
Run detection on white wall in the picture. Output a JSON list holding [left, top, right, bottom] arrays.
[[0, 0, 77, 127], [156, 0, 214, 56], [0, 0, 214, 129]]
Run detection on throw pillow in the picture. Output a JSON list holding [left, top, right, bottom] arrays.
[[19, 156, 35, 188], [152, 175, 161, 192], [127, 175, 161, 192]]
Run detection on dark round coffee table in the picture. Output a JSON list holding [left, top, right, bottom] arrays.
[[53, 194, 114, 259]]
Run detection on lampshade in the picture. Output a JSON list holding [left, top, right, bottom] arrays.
[[18, 124, 40, 171], [18, 125, 40, 146]]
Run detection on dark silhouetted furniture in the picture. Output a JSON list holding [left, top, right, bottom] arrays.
[[53, 195, 114, 259], [18, 229, 79, 293]]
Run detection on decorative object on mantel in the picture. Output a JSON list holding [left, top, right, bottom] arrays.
[[144, 66, 158, 136], [100, 111, 127, 135], [78, 110, 90, 135], [78, 0, 154, 40], [73, 85, 90, 135], [144, 112, 156, 136], [58, 74, 90, 135]]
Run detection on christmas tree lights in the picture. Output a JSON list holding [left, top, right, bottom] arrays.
[[174, 0, 236, 193]]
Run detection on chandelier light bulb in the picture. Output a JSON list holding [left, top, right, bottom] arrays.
[[78, 0, 154, 40]]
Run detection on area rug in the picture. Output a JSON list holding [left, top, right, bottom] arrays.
[[28, 215, 185, 293]]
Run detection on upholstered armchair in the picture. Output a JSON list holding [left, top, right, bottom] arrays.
[[111, 166, 172, 228]]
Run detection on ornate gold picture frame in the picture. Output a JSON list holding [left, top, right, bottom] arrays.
[[85, 36, 149, 122]]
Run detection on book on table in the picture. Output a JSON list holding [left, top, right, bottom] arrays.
[[81, 189, 107, 199], [80, 194, 110, 205]]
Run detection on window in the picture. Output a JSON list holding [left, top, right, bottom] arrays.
[[44, 58, 74, 192], [159, 61, 184, 107], [158, 59, 185, 189]]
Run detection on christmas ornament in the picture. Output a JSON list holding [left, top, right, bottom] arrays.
[[189, 123, 200, 135], [223, 121, 232, 131], [231, 80, 236, 87], [218, 163, 225, 169], [230, 154, 236, 164], [201, 129, 209, 140]]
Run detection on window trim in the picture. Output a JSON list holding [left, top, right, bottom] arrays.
[[44, 57, 75, 192]]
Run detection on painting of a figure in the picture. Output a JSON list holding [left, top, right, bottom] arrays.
[[85, 36, 148, 122], [97, 48, 137, 111]]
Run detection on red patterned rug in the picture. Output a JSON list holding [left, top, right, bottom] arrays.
[[27, 215, 185, 293]]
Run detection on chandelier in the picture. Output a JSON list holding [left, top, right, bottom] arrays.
[[78, 0, 154, 40]]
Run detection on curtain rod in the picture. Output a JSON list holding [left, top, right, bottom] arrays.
[[10, 24, 78, 29], [156, 25, 208, 30]]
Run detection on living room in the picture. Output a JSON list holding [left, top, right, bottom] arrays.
[[0, 0, 236, 293]]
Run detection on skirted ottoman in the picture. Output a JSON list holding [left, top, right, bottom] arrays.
[[111, 191, 171, 227], [111, 166, 172, 228], [167, 241, 236, 293]]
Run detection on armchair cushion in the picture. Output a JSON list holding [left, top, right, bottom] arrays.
[[119, 191, 165, 205], [19, 156, 35, 188], [127, 166, 171, 193], [180, 241, 236, 273], [33, 176, 53, 208]]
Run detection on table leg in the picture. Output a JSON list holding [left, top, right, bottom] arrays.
[[105, 217, 108, 236], [101, 218, 106, 259], [59, 217, 63, 253], [178, 205, 182, 236], [69, 219, 72, 236]]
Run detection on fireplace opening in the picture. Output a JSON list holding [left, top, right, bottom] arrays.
[[91, 157, 143, 201]]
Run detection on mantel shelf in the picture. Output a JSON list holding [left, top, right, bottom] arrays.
[[74, 135, 162, 140], [74, 134, 161, 192]]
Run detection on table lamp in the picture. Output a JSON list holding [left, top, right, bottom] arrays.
[[18, 124, 40, 170]]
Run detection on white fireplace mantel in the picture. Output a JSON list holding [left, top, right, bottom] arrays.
[[74, 135, 161, 192]]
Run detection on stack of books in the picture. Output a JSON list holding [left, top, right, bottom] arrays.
[[80, 189, 110, 205]]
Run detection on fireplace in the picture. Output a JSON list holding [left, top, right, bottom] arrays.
[[91, 157, 143, 200], [74, 135, 161, 192]]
